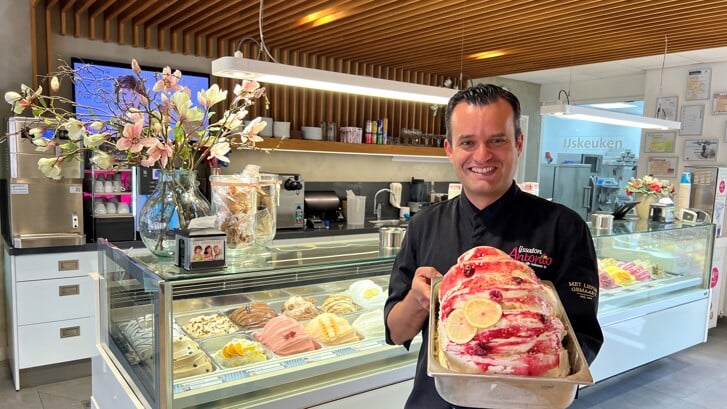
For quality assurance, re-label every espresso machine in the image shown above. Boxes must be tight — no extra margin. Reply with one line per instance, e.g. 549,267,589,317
0,117,85,247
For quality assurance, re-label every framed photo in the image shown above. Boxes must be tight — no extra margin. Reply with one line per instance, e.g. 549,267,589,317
646,156,678,177
713,92,727,115
644,131,676,153
679,105,705,136
683,139,718,161
655,96,678,121
686,68,711,100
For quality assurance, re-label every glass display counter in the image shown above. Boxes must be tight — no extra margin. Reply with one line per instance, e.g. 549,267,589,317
92,221,715,408
589,220,714,381
94,235,417,409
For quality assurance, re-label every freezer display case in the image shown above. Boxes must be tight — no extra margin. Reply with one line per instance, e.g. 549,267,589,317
94,236,418,409
590,220,714,381
93,221,715,408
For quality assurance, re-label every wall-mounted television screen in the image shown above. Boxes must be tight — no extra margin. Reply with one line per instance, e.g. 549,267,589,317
71,57,211,122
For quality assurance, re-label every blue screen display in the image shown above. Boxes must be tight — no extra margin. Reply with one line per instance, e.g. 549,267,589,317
71,58,210,122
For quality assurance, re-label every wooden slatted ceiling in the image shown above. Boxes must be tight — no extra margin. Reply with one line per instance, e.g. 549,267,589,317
48,0,727,79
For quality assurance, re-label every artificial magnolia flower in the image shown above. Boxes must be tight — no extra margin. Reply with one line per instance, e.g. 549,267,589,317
90,151,113,169
142,139,174,168
83,132,107,149
50,76,60,93
153,66,183,93
62,118,86,141
4,84,42,115
116,120,156,153
207,142,231,163
131,58,141,75
37,157,62,178
197,84,227,108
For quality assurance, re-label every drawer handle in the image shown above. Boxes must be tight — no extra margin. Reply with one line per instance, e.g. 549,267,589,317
60,326,80,338
58,259,79,271
58,284,80,296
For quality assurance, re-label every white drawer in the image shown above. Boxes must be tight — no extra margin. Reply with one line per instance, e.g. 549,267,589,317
17,275,93,325
14,250,98,281
18,317,94,369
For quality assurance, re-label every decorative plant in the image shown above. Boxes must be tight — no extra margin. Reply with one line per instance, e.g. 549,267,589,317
625,175,675,198
3,59,270,178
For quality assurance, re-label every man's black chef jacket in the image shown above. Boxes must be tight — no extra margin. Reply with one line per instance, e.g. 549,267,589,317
384,182,604,409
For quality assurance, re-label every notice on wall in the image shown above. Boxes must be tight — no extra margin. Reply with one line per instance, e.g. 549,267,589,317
686,68,711,100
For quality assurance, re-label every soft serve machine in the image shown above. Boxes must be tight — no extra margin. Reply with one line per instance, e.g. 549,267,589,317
589,150,638,214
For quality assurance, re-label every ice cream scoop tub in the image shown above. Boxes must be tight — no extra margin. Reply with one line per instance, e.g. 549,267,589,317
427,279,594,409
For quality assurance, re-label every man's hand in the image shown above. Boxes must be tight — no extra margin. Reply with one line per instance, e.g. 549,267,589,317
387,266,443,345
411,267,443,311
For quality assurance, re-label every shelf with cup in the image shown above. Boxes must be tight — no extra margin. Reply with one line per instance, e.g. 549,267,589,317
82,167,138,242
255,138,447,157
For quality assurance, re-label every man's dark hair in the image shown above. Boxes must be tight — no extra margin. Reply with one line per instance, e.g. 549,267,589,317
444,83,522,143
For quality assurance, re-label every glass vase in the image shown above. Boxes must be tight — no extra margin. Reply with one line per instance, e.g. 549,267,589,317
138,169,211,257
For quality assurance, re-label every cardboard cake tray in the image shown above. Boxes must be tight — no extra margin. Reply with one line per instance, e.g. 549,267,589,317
427,279,593,409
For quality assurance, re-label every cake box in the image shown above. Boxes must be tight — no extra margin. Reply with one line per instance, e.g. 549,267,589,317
427,279,593,409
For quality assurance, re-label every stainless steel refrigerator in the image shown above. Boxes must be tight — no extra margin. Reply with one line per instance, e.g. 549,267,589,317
539,163,592,219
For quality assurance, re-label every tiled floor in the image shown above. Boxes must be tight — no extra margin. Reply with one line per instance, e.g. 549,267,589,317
1,319,726,408
0,369,90,409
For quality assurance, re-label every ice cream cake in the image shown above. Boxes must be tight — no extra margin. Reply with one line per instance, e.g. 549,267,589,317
437,246,569,377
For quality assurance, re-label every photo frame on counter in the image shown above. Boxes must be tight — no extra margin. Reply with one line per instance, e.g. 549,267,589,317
646,156,678,177
679,104,705,136
713,92,727,115
686,68,711,100
683,139,718,161
656,96,678,121
644,131,676,153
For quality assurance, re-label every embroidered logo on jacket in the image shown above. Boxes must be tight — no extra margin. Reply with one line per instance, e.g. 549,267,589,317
508,245,553,268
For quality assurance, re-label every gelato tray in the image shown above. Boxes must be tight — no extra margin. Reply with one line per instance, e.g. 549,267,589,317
427,279,593,409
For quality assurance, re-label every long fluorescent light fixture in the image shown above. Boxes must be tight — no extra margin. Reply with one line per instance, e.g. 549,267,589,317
540,103,681,130
212,55,456,105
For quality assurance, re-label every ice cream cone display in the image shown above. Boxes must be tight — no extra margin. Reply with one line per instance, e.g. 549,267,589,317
352,310,386,338
347,279,387,309
228,303,277,329
173,334,215,378
213,338,268,368
305,312,362,346
321,293,360,314
182,314,239,339
280,296,320,320
254,315,320,356
437,246,569,377
597,257,667,290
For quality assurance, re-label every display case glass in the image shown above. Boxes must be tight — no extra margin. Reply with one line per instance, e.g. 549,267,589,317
592,220,714,321
98,236,414,409
97,221,715,408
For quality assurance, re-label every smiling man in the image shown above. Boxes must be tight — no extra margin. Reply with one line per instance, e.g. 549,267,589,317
384,84,603,409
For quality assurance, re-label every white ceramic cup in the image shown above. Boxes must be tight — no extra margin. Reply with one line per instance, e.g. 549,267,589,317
399,206,411,220
273,121,291,138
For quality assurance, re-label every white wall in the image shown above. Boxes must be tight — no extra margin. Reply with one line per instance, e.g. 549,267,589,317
540,74,646,104
642,63,727,180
